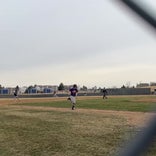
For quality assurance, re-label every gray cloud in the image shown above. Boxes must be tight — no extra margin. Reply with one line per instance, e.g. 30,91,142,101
0,0,156,87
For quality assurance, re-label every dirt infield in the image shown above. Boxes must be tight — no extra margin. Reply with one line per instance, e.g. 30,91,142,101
0,97,155,127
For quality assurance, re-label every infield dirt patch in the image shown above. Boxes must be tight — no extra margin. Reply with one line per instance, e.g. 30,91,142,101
0,97,155,127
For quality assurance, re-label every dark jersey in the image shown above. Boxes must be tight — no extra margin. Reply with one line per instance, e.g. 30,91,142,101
70,88,78,96
14,86,19,95
103,89,107,93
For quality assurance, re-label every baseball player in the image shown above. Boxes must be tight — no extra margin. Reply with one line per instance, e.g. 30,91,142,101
68,84,78,110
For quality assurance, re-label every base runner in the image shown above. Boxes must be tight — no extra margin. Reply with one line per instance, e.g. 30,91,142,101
68,84,78,110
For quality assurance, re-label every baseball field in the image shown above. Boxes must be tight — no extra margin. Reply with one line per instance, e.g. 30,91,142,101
0,95,156,156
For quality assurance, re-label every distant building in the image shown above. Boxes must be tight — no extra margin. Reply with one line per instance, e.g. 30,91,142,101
37,85,58,92
26,85,58,94
19,87,27,94
149,82,156,94
136,83,149,88
43,88,53,93
0,88,9,94
28,88,37,94
136,82,156,94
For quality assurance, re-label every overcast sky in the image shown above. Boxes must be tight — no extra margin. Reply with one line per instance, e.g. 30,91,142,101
1,0,156,88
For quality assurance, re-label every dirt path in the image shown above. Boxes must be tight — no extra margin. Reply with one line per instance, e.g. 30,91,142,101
8,105,155,127
0,97,155,127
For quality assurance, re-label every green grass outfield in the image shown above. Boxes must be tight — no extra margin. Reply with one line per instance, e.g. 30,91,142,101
0,95,156,156
16,95,156,112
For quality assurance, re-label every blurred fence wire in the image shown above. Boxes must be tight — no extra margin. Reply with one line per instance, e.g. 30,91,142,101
116,0,156,155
